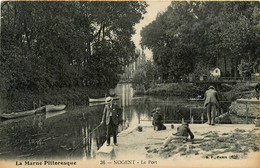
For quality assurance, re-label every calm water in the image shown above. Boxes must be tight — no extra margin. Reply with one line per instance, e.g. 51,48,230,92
0,84,206,160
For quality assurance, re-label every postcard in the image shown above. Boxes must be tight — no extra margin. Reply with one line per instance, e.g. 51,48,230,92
0,1,260,168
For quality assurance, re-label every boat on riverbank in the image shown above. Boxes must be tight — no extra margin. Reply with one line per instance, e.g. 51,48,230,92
89,97,120,103
1,106,46,119
46,110,66,119
89,102,107,107
45,104,66,112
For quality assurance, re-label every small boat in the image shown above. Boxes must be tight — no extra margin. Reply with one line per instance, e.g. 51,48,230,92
89,97,120,103
46,104,66,112
1,106,46,119
89,102,107,107
46,110,66,119
187,98,204,101
1,109,36,119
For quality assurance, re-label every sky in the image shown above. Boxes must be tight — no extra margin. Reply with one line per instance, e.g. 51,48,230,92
132,1,172,60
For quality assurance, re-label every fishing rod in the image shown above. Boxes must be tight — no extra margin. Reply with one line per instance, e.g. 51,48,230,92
68,122,104,156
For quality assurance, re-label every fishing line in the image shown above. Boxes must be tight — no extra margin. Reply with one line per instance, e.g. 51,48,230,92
68,123,103,156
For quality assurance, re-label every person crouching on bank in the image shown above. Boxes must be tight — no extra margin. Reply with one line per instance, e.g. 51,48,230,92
101,97,120,146
162,122,194,148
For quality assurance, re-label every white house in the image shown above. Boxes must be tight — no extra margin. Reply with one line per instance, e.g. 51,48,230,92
210,68,221,77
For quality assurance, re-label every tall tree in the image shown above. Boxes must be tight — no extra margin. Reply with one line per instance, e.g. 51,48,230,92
1,1,148,110
141,1,260,80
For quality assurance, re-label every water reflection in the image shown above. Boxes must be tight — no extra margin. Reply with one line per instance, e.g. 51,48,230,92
0,83,207,160
0,106,106,160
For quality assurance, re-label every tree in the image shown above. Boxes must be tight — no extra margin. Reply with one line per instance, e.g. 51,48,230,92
1,1,148,110
141,1,260,80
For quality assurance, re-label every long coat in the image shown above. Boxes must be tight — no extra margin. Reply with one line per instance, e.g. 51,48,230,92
102,104,121,125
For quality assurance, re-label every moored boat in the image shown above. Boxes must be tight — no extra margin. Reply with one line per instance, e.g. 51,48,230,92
1,110,36,119
1,106,46,119
89,102,107,107
89,97,120,103
46,110,66,119
46,104,66,112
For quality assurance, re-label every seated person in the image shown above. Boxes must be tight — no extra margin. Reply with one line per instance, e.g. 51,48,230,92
152,107,166,131
162,122,194,148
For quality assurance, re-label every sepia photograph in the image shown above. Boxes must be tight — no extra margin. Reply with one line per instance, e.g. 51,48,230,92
0,1,260,168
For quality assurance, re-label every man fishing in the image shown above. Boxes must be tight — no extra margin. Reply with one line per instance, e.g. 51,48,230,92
101,97,121,146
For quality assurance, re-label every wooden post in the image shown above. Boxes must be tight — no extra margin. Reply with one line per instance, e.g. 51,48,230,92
246,103,248,124
191,116,194,124
164,109,166,124
182,118,184,124
201,112,204,124
33,101,36,109
189,107,192,123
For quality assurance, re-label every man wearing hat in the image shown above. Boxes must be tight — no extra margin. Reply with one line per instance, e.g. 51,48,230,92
204,86,219,125
162,122,194,148
101,97,121,146
152,107,166,131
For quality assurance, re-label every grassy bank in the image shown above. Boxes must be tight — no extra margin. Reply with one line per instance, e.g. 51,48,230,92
138,82,257,101
3,87,108,113
140,83,203,98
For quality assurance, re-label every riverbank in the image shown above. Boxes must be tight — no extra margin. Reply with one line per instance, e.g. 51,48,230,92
2,87,108,113
136,83,202,97
138,82,257,101
98,123,260,167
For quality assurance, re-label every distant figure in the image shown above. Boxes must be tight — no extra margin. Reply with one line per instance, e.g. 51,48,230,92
101,97,122,146
255,83,260,100
152,107,166,131
162,122,194,148
204,86,219,126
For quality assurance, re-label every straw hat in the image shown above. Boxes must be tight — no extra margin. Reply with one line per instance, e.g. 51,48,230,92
105,96,113,103
208,86,215,90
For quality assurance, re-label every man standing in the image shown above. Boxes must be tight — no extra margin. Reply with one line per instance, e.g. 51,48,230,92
101,97,121,146
204,86,219,126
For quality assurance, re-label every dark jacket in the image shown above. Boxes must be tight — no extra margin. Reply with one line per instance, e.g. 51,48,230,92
173,125,194,139
102,103,122,125
152,111,163,126
256,83,260,92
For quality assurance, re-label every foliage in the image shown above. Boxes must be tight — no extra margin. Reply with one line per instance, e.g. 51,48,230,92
0,1,147,111
193,62,208,76
141,1,260,80
132,60,158,90
237,60,253,78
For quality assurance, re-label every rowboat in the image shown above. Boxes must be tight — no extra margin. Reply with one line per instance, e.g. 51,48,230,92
89,102,107,107
46,110,66,119
89,97,120,103
45,104,66,112
1,109,36,119
1,106,46,119
187,98,204,101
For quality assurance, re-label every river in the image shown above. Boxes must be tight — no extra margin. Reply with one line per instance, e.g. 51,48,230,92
0,83,206,160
